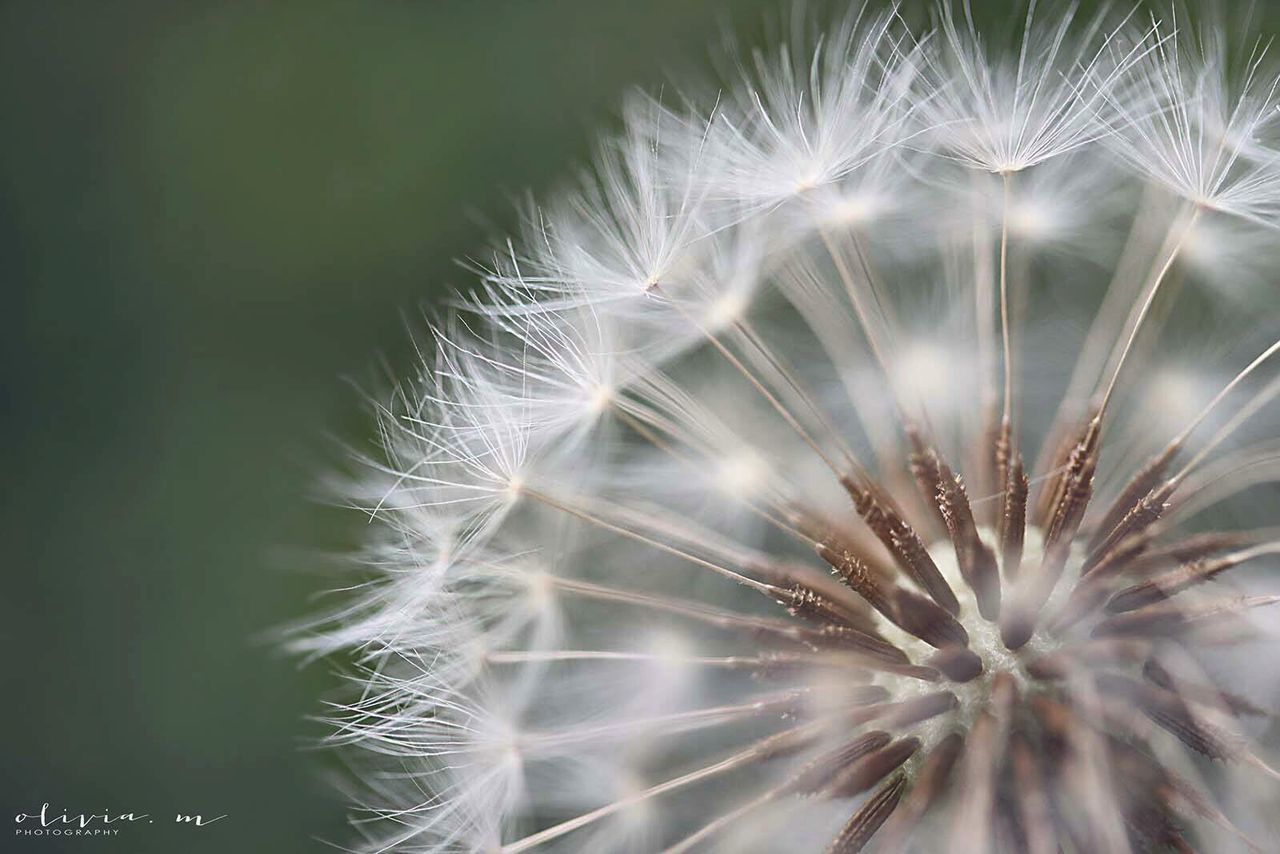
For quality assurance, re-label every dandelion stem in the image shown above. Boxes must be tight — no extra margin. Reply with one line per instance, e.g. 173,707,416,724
514,691,804,753
1034,185,1160,477
661,781,789,853
500,725,817,853
668,300,845,477
1172,338,1280,449
999,170,1015,430
521,488,774,594
1096,206,1202,416
1167,446,1280,523
486,649,802,668
732,318,860,466
612,404,815,544
1172,374,1280,484
819,229,904,413
549,576,808,637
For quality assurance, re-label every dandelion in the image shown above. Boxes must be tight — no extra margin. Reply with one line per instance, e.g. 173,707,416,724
1101,6,1280,228
297,3,1280,852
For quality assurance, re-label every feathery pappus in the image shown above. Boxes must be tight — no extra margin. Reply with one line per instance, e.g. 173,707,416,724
293,3,1280,851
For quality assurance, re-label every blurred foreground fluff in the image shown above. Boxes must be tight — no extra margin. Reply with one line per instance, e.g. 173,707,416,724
294,4,1280,851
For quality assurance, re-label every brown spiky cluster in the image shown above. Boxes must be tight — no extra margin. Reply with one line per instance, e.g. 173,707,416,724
748,401,1278,853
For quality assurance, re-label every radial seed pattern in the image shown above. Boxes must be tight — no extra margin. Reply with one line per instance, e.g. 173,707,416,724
296,5,1280,852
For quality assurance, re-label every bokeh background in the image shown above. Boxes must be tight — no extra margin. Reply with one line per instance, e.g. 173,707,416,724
7,2,1280,853
0,1,782,851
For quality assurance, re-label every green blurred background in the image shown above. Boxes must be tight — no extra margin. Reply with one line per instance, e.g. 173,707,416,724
9,2,1279,853
0,1,780,851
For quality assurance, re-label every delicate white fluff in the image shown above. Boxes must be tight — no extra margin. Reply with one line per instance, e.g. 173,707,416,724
297,4,1280,853
1102,13,1280,227
921,1,1150,173
686,5,925,216
483,106,712,323
376,327,534,546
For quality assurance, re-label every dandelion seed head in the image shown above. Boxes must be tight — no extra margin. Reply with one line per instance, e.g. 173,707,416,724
297,4,1280,852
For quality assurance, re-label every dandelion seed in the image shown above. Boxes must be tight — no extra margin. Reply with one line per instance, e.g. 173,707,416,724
1102,7,1280,227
